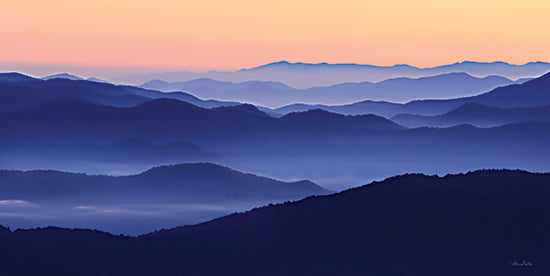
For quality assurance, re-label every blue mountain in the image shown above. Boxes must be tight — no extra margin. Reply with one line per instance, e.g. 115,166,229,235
392,103,550,128
141,72,520,107
0,72,40,82
275,72,550,117
115,60,550,88
41,73,85,81
0,97,404,179
3,72,550,191
0,97,403,143
41,73,113,84
0,72,240,112
0,169,547,275
0,163,329,204
4,94,550,191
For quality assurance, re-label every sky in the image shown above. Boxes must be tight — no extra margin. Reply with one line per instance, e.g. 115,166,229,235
1,0,549,78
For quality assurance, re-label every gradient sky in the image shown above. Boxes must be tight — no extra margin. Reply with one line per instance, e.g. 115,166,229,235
1,0,549,76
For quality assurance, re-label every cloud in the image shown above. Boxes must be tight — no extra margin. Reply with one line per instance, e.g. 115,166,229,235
0,199,32,205
73,205,159,215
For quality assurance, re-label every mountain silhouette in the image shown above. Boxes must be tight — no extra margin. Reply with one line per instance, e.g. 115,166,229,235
456,71,550,108
280,109,404,132
114,60,550,88
392,103,550,128
3,95,550,190
141,72,521,107
41,73,112,84
3,72,550,191
0,97,402,143
41,73,85,81
0,72,240,112
275,72,550,117
0,72,40,82
0,163,329,204
0,169,547,275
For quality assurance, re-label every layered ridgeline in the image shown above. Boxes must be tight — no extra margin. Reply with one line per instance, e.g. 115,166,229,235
0,72,241,112
41,73,112,84
114,60,550,88
0,96,403,175
2,79,550,189
3,71,549,126
0,163,329,234
0,163,329,204
275,72,550,118
392,103,550,128
140,72,524,107
0,170,547,275
2,71,525,110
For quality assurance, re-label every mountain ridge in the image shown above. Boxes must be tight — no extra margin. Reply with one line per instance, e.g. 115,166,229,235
0,72,241,112
141,72,522,106
275,72,550,117
0,169,548,275
115,60,550,88
392,103,550,128
0,162,330,204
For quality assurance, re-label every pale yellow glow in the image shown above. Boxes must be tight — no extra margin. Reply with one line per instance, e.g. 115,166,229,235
1,0,549,70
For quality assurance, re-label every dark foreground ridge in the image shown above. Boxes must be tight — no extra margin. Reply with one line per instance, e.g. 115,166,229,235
0,169,548,275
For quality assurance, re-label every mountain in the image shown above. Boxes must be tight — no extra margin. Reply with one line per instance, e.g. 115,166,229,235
0,163,329,204
3,96,550,191
279,109,403,132
301,73,520,104
42,73,112,84
0,163,330,234
0,97,403,179
455,71,550,108
0,72,240,112
41,73,85,81
0,97,403,142
392,103,550,128
141,72,520,107
114,60,550,88
0,72,40,82
275,72,550,117
141,78,296,107
274,100,413,117
0,169,548,275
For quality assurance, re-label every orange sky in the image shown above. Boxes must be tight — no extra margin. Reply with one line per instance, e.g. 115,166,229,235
1,0,549,74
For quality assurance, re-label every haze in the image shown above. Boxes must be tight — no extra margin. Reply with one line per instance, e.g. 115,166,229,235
2,0,550,78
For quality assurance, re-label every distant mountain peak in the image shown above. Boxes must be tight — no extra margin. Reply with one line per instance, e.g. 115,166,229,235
135,162,330,195
273,60,291,65
0,72,39,82
281,108,404,130
282,108,342,119
495,71,550,88
140,162,229,176
392,64,414,68
42,73,84,81
212,103,267,116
